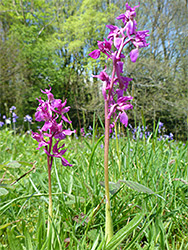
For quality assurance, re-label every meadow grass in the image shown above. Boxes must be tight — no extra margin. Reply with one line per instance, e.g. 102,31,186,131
0,128,188,249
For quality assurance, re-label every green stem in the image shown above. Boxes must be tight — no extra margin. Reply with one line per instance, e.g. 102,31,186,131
104,100,113,243
47,151,53,235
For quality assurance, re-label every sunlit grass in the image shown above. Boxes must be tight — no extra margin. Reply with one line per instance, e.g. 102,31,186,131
0,128,188,249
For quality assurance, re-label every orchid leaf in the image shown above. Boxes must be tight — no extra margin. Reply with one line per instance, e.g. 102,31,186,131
99,181,121,195
0,187,9,196
105,213,144,250
119,180,165,201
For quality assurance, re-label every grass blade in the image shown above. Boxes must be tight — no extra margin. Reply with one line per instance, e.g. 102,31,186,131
105,213,144,250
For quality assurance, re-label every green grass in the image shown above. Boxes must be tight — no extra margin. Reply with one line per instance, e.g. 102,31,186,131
0,128,188,249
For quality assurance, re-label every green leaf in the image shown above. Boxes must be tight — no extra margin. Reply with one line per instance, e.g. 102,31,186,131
157,218,165,250
105,213,144,250
88,135,104,171
17,161,34,166
36,206,46,248
87,229,98,242
0,188,9,196
7,226,23,250
5,161,21,168
91,233,100,250
99,181,121,195
47,224,52,250
0,161,10,169
0,220,20,230
123,210,155,249
119,180,165,201
0,184,13,189
24,227,33,250
40,239,48,250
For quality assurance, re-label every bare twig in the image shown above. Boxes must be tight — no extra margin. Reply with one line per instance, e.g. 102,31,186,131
10,163,36,186
0,171,7,184
37,18,55,37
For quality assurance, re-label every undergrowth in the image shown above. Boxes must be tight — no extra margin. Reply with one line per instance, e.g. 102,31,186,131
0,128,187,249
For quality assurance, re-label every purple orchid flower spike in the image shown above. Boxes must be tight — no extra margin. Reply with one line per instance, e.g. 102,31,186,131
117,2,140,38
31,87,75,227
116,3,140,25
89,3,149,242
32,86,75,167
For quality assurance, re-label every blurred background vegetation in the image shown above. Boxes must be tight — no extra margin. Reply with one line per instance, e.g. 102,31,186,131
0,0,187,140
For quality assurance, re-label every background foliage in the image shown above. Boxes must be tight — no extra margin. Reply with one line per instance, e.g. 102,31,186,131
0,0,187,139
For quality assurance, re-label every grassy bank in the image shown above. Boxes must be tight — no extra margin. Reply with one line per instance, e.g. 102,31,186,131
0,129,188,249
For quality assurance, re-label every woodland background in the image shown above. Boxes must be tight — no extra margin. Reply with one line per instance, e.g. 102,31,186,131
0,0,187,140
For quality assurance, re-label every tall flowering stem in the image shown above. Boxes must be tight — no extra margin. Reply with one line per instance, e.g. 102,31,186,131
32,87,75,233
46,138,53,221
104,100,113,241
89,2,149,243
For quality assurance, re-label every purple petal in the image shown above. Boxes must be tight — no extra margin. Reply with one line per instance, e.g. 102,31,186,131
62,115,71,123
116,13,126,20
106,24,119,31
116,89,124,98
125,3,140,12
35,110,43,122
119,112,128,127
89,49,100,59
42,121,52,131
61,157,72,167
130,48,139,63
54,133,66,140
114,37,123,50
43,148,53,156
32,131,42,142
63,129,76,136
